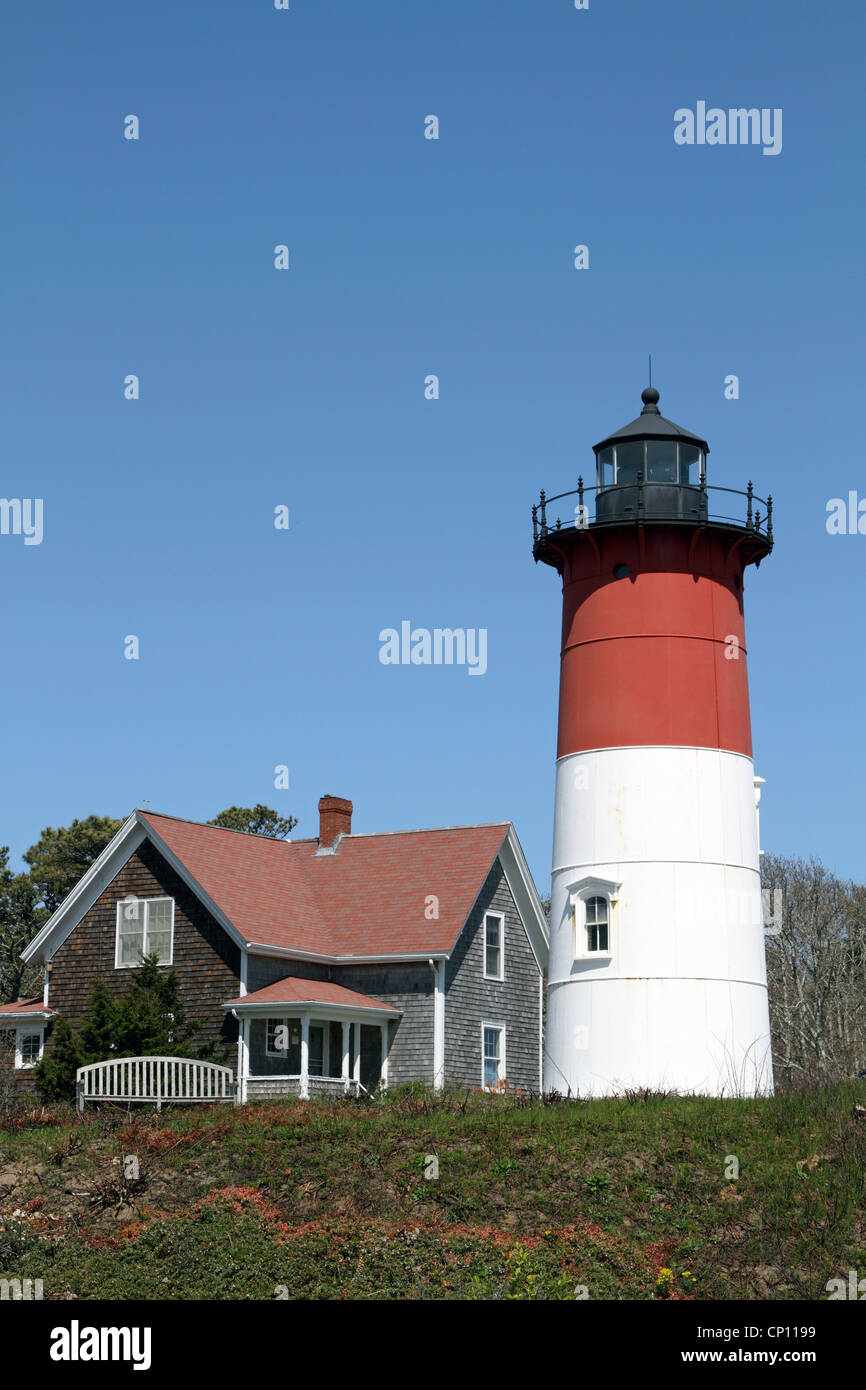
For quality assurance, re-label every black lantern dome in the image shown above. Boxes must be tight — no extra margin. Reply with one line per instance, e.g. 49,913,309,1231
593,386,709,524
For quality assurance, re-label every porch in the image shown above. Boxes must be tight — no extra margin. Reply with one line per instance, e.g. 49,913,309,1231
224,977,402,1103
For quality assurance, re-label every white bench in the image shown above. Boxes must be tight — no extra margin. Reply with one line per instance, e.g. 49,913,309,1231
76,1056,236,1111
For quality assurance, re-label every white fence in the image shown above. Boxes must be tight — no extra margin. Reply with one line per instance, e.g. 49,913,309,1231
76,1056,236,1111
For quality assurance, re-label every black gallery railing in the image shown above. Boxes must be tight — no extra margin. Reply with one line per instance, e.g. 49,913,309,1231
532,475,773,547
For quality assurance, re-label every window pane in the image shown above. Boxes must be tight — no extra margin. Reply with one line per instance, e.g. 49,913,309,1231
645,440,677,483
21,1033,40,1062
485,916,502,976
586,897,609,952
118,899,145,965
309,1025,325,1076
328,1021,343,1078
483,1026,502,1087
679,444,701,484
119,933,144,964
143,900,172,964
148,900,172,930
119,899,144,925
615,441,644,486
146,936,171,965
598,447,614,489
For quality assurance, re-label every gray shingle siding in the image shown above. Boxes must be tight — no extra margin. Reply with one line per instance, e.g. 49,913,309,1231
334,963,433,1087
247,956,331,991
444,858,542,1091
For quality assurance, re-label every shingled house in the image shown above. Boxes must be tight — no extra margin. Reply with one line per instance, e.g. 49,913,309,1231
1,797,548,1102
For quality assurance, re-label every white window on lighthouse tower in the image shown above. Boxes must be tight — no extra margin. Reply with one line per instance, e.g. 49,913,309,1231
584,896,609,953
568,876,620,960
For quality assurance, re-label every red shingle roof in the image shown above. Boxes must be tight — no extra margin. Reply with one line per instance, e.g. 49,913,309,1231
139,811,508,959
0,997,52,1017
224,976,400,1013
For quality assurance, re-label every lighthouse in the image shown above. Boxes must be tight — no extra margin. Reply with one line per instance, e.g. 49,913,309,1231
534,385,774,1097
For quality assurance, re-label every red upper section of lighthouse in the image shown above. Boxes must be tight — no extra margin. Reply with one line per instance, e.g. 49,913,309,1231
553,527,754,758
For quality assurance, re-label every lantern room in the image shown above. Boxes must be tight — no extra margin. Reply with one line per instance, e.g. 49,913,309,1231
593,385,710,524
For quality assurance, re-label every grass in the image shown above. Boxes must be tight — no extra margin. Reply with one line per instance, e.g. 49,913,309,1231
0,1081,864,1300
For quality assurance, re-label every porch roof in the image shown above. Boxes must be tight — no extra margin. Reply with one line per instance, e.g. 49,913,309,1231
224,976,401,1017
0,997,54,1022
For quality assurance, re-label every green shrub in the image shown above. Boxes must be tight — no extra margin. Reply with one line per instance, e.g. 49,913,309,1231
35,955,201,1103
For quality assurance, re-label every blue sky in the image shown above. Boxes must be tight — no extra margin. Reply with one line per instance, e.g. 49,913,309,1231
1,0,864,891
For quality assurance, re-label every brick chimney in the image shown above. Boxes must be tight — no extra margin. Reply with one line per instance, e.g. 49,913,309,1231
318,794,352,848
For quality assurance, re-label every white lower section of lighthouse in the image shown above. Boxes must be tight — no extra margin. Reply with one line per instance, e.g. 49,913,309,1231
544,746,773,1098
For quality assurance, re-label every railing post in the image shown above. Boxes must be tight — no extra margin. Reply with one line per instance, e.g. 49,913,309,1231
539,490,547,537
532,505,538,543
746,480,754,530
766,494,773,543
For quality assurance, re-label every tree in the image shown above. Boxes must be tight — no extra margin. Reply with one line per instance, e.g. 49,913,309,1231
23,815,123,915
762,853,866,1088
207,804,297,839
0,848,45,1004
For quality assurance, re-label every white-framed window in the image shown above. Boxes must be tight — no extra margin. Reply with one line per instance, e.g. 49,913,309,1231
15,1027,44,1069
483,911,505,980
115,896,175,968
584,895,609,953
568,876,619,960
481,1022,506,1089
266,1018,288,1056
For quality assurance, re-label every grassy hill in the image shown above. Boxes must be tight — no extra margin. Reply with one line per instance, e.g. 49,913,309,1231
1,1083,864,1300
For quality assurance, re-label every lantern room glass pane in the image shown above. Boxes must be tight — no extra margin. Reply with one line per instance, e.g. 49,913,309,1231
614,441,644,485
598,447,614,489
645,440,677,483
679,444,701,484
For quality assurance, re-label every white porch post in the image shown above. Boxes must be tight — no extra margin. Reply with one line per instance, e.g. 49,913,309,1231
300,1014,310,1100
341,1020,351,1093
432,959,446,1091
241,1015,250,1105
380,1021,389,1092
353,1021,362,1088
